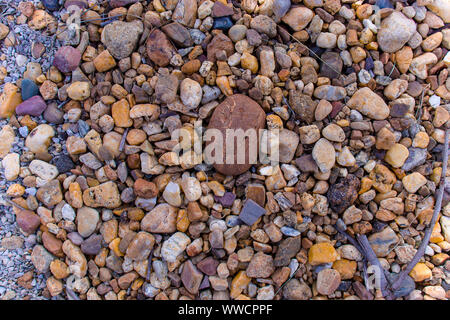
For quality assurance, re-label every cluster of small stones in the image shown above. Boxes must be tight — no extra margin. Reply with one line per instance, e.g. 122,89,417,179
0,0,449,301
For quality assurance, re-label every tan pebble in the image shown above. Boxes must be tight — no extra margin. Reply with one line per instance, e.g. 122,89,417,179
67,82,91,101
402,172,427,193
93,49,117,72
385,143,409,168
412,132,429,148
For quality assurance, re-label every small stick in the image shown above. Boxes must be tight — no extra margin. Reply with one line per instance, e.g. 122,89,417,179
4,198,26,211
357,235,393,300
391,128,449,291
274,263,300,297
335,220,364,254
65,287,81,300
415,83,430,122
335,221,393,299
119,128,129,152
146,249,154,281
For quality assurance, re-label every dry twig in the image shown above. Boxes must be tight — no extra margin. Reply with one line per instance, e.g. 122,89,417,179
391,128,449,291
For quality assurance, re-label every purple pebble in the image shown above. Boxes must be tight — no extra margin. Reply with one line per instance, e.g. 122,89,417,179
15,96,47,116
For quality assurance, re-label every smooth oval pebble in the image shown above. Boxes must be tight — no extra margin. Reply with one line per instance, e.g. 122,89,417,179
206,94,266,176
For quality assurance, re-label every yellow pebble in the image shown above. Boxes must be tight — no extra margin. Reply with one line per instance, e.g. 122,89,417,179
332,259,357,280
207,181,225,197
409,262,432,282
6,184,25,197
230,271,251,299
308,242,338,266
430,222,444,243
359,177,373,194
108,238,124,257
266,114,283,130
216,76,233,96
176,209,190,232
0,83,22,119
131,278,144,291
412,131,429,148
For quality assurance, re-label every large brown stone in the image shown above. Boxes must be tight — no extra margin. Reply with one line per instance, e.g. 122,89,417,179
181,260,203,294
146,29,176,67
206,94,265,176
82,181,121,209
141,203,177,233
161,22,193,47
16,210,41,235
206,33,234,63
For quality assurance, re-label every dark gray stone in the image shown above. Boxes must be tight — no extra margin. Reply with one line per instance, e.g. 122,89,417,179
239,199,266,226
401,147,427,171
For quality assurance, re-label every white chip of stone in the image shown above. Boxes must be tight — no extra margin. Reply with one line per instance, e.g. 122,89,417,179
429,95,441,108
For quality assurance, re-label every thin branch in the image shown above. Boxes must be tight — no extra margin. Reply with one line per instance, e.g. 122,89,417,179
4,198,26,211
146,249,154,282
391,128,449,291
415,83,430,122
335,220,364,254
65,287,81,300
357,235,393,300
119,128,129,152
274,263,300,297
335,221,393,299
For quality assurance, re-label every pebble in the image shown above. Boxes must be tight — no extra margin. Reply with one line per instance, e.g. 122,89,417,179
283,279,312,300
410,265,431,283
180,78,202,109
322,123,345,142
0,83,22,119
316,268,341,295
146,29,176,67
368,227,399,257
402,147,428,171
2,153,20,181
347,87,390,120
20,79,39,101
278,129,299,163
161,232,191,263
162,22,193,48
31,245,54,274
385,143,410,168
377,12,417,53
126,232,155,261
312,138,336,173
181,260,203,294
246,252,275,278
308,243,338,266
274,236,301,266
77,207,100,238
67,82,91,101
207,94,265,175
82,182,121,209
402,172,427,193
42,0,60,11
29,160,59,180
53,46,81,73
282,7,314,31
101,20,144,60
141,204,177,234
239,199,266,226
